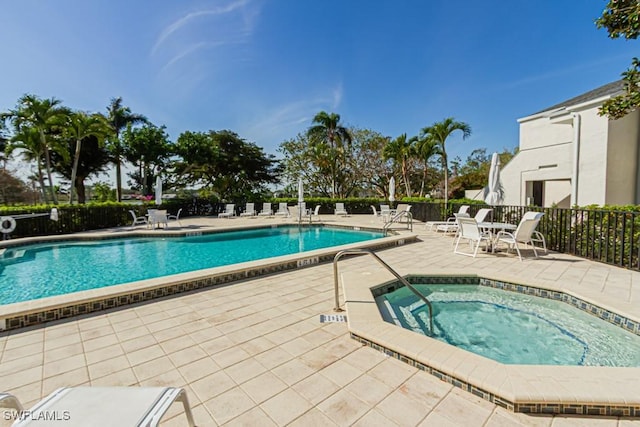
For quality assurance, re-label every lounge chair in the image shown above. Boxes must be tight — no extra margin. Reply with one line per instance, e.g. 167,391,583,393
167,208,182,226
274,202,289,217
522,211,547,253
454,217,493,257
493,215,543,261
425,205,470,230
257,202,273,217
218,204,236,218
0,386,196,427
239,202,257,217
334,203,348,216
380,204,391,222
129,210,148,227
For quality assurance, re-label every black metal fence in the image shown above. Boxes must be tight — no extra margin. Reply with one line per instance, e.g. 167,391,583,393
413,202,640,271
4,200,640,271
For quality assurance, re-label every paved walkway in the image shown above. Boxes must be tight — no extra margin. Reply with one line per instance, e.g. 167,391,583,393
1,215,639,426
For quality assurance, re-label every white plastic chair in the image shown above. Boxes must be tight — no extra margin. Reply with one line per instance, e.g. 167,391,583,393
454,217,493,257
310,205,321,222
334,203,348,216
129,210,147,227
274,202,289,217
239,203,257,217
425,205,470,230
257,202,273,217
167,208,182,226
218,204,236,218
522,211,547,253
494,216,543,261
149,209,168,229
0,386,196,427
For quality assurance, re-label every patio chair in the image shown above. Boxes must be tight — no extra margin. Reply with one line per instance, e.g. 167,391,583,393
334,203,348,216
454,217,493,257
522,211,547,253
129,210,148,227
257,202,273,217
493,216,543,261
0,386,196,427
425,205,470,230
239,202,257,217
274,202,289,217
310,205,321,222
218,204,236,218
435,211,470,234
380,204,392,222
167,208,182,226
473,208,493,223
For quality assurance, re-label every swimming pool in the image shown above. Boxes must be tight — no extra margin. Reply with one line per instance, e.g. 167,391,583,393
377,283,640,367
0,225,382,305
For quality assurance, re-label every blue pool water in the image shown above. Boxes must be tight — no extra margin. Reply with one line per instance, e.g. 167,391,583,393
0,226,382,305
377,284,640,366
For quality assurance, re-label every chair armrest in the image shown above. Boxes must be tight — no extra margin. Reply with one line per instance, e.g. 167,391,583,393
0,392,24,412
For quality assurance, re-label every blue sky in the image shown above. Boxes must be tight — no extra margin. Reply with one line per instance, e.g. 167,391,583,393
0,1,637,185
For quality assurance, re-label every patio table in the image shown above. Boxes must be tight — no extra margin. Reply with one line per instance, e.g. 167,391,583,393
477,222,517,252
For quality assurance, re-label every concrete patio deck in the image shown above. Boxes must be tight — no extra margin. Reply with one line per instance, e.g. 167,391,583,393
1,214,639,426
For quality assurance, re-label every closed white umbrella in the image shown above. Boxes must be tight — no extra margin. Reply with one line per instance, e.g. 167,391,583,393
155,176,162,206
484,153,503,205
298,177,304,222
389,177,396,204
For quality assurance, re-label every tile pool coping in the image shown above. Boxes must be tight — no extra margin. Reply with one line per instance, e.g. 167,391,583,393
0,224,417,331
342,271,640,417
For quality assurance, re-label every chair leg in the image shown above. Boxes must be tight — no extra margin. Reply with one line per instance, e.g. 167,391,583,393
514,244,523,261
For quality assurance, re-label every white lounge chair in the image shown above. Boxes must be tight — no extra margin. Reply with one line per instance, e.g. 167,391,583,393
257,202,273,217
167,208,182,226
239,203,257,217
493,216,543,261
0,386,196,427
522,211,547,253
274,202,289,217
334,203,348,216
218,204,236,218
425,205,470,230
129,210,147,227
454,217,493,257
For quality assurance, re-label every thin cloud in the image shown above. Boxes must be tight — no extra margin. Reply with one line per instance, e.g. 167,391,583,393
160,42,225,71
151,0,249,55
500,54,632,90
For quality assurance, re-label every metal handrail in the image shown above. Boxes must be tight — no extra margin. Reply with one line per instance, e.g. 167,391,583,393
383,210,413,235
332,248,434,335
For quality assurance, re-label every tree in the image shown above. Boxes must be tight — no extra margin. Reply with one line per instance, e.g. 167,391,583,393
106,97,148,201
50,134,112,203
420,118,471,209
173,130,280,199
5,126,48,201
122,123,172,195
307,111,353,198
4,95,69,204
596,0,640,119
414,136,442,197
382,133,416,197
65,111,112,203
0,169,36,204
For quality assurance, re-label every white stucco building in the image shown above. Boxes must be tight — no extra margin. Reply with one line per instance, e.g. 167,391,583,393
500,80,640,208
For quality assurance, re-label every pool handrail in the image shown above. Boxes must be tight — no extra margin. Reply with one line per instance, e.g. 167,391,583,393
383,211,413,235
332,248,434,336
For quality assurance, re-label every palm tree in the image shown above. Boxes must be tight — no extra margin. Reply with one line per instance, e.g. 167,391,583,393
5,95,68,204
382,133,417,197
307,111,352,198
420,118,471,210
65,111,112,204
6,126,48,201
106,97,147,201
414,136,442,197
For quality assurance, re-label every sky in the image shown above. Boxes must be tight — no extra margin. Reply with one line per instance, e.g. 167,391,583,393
0,0,637,186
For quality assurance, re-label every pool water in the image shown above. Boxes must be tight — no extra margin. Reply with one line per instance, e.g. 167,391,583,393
0,226,382,305
377,284,640,366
